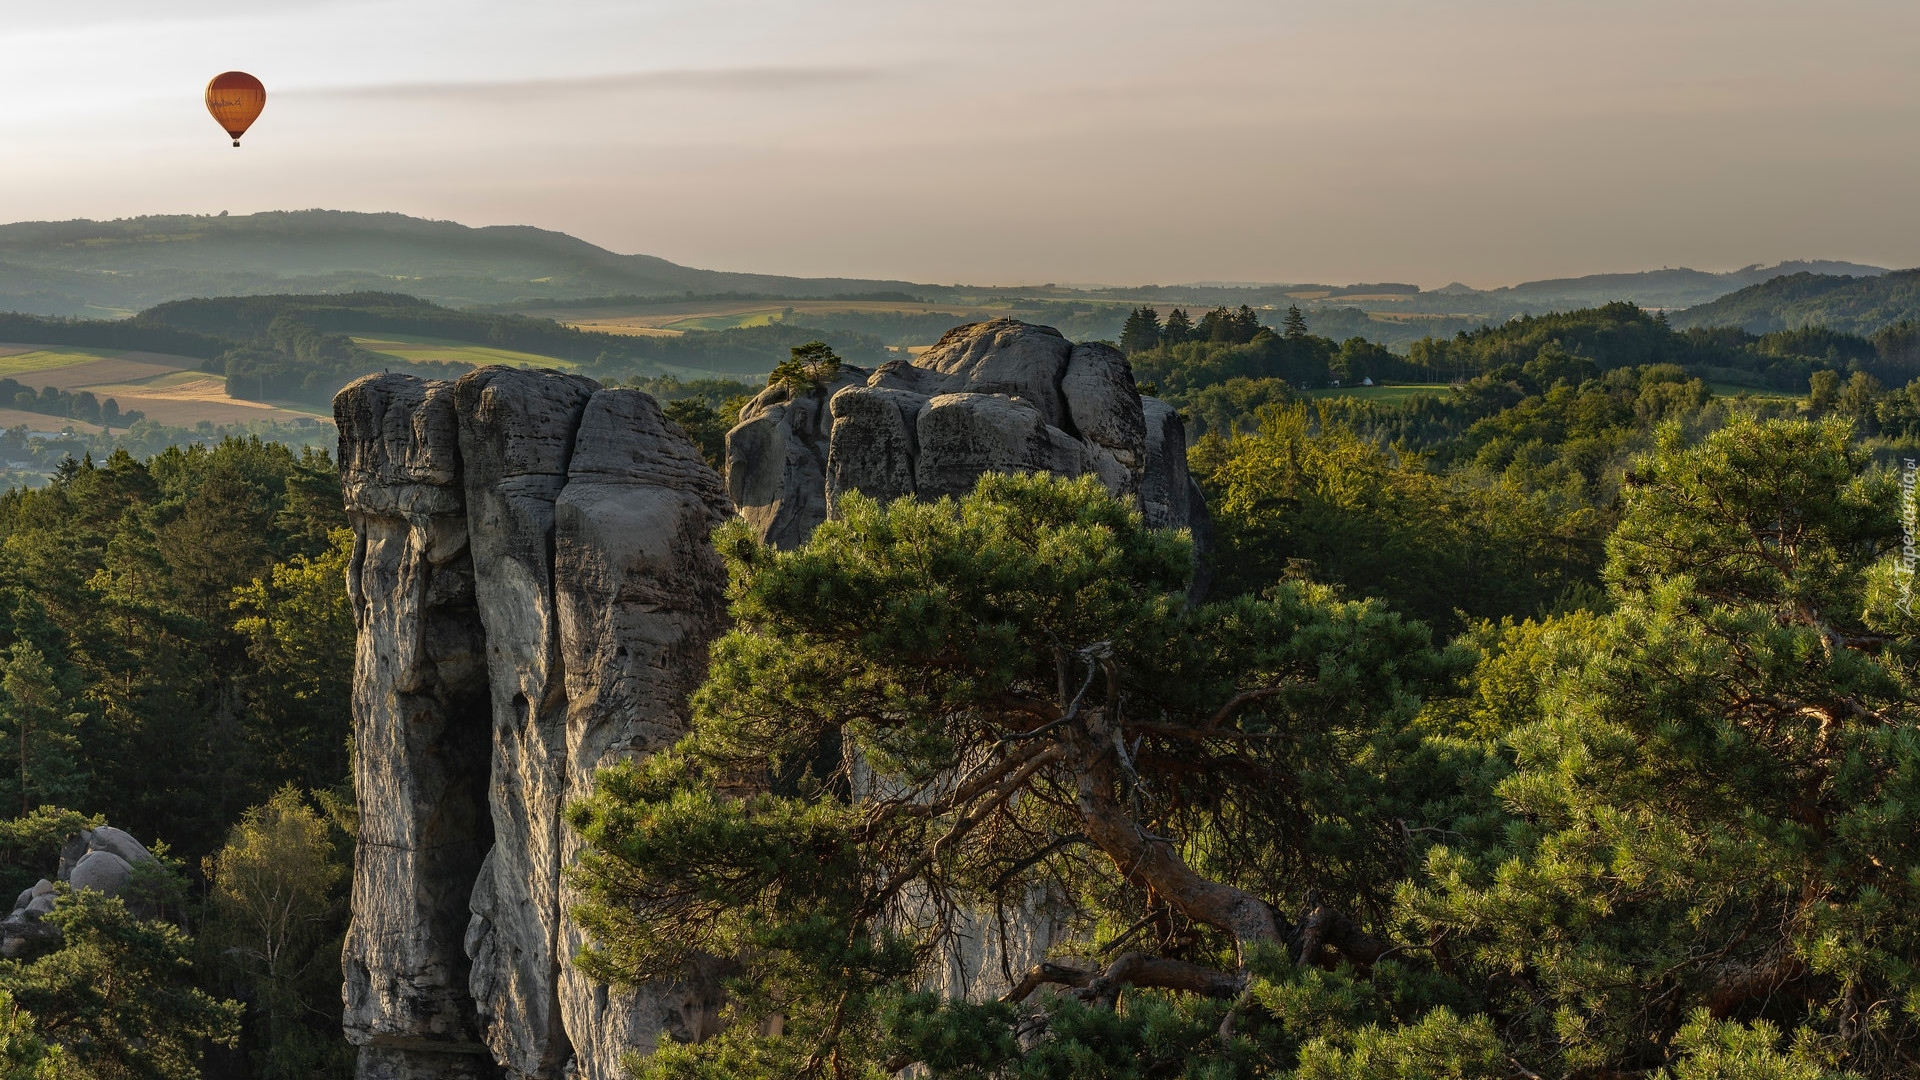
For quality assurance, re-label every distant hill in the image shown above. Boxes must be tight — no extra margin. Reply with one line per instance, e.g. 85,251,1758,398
1070,262,1890,334
1670,269,1920,335
1486,261,1888,310
0,209,1895,344
0,210,930,316
0,292,894,408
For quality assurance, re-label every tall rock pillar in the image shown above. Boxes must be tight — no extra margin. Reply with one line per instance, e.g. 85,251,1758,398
340,367,735,1080
550,389,735,1079
337,375,499,1080
455,369,599,1080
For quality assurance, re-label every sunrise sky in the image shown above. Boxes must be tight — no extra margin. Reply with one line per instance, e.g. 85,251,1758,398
4,0,1917,287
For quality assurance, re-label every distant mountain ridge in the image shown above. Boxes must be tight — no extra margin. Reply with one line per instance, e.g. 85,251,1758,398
1060,263,1890,322
0,210,926,316
0,209,1897,331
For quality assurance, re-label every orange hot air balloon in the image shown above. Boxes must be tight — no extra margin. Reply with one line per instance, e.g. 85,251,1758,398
205,71,266,147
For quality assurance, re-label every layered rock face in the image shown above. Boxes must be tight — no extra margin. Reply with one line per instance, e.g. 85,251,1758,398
339,322,1208,1080
338,368,731,1080
725,318,1209,551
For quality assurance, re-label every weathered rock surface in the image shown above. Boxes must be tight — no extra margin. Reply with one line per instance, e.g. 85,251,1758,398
2,826,158,957
724,365,863,551
342,325,1208,1080
338,368,732,1080
457,368,597,1080
550,390,734,1080
338,373,497,1080
728,319,1208,564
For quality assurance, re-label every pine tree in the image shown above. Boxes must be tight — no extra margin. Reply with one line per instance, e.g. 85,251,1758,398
0,642,84,817
0,888,240,1079
1283,304,1310,340
1116,306,1162,355
770,341,843,391
1162,307,1194,345
1234,304,1263,342
568,472,1459,1077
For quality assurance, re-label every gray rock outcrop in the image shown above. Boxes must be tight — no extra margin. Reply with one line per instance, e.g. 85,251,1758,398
1,825,158,957
339,321,1209,1080
726,318,1208,555
723,362,863,551
338,368,732,1080
338,373,498,1080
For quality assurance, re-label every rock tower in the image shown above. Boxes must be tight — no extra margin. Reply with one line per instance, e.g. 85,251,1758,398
337,320,1206,1079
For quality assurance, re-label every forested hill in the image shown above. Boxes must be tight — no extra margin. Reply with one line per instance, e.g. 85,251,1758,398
0,210,928,315
1120,300,1920,416
1670,267,1920,335
1,292,891,406
0,209,1892,331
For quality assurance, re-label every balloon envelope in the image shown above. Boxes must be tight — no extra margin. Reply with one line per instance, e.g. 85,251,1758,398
205,72,266,146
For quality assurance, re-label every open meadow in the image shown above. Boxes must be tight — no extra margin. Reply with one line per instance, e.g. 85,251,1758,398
0,343,329,430
1302,382,1452,404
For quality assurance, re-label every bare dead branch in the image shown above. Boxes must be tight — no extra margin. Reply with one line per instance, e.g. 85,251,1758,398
860,745,1067,919
856,739,1055,841
1001,952,1240,1007
1203,687,1291,731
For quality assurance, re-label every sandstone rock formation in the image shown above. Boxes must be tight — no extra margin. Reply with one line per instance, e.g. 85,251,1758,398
338,368,730,1080
725,318,1209,555
339,322,1209,1080
0,825,157,957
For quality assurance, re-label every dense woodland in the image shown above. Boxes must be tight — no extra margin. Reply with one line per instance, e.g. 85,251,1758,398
1672,269,1920,335
0,440,353,1078
3,299,1920,1077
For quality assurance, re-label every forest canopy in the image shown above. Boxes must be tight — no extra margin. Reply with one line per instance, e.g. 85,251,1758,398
574,412,1920,1079
4,301,1920,1078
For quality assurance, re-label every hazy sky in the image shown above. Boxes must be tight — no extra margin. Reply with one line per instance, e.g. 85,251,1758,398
3,0,1917,287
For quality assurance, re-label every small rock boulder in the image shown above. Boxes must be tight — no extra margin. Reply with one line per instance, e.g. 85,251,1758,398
2,825,159,956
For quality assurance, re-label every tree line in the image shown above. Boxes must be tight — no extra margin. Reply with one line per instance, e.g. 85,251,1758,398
0,379,144,430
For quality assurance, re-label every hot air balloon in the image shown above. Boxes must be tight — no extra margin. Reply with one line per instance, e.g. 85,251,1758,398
205,72,266,147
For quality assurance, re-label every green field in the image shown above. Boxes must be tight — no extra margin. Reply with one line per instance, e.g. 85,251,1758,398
0,342,325,427
0,345,157,377
350,334,578,369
